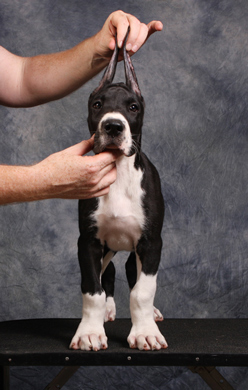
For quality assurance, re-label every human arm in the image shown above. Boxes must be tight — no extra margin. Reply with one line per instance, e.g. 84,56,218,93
0,10,163,107
0,137,120,205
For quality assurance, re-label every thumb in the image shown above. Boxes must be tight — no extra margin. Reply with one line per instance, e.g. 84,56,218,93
147,21,163,39
63,136,95,156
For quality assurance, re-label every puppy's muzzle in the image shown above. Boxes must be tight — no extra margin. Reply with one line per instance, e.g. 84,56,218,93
93,113,132,155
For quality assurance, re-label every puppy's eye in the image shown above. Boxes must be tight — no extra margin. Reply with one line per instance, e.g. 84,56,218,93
93,101,102,109
129,103,139,112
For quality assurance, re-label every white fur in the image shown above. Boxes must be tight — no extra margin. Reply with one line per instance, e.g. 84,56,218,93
130,271,157,324
94,154,145,252
104,296,116,322
70,292,108,351
98,112,133,155
128,271,167,350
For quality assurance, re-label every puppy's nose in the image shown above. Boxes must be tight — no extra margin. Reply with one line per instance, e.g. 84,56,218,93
103,120,124,137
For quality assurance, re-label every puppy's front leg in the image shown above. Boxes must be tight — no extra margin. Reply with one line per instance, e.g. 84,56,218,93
70,236,107,351
70,292,107,351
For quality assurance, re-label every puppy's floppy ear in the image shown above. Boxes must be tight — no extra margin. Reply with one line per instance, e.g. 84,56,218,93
123,27,142,98
92,34,119,95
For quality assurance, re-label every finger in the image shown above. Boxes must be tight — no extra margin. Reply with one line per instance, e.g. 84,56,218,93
128,23,149,53
128,20,163,55
97,162,117,181
99,164,117,185
91,165,117,193
109,11,131,48
87,149,121,170
87,187,110,199
116,15,163,51
147,20,163,38
124,15,142,51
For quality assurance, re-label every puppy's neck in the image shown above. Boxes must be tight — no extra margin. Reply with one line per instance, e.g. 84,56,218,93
116,154,136,173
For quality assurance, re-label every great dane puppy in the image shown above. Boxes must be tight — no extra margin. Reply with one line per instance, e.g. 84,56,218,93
70,28,167,351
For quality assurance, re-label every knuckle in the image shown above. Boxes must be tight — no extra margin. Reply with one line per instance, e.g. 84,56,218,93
87,164,98,176
89,176,99,187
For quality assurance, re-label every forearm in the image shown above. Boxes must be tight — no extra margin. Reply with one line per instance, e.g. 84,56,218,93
0,165,49,204
0,35,108,108
19,35,108,107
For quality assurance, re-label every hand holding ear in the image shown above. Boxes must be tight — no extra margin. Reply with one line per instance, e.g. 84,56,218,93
94,10,163,60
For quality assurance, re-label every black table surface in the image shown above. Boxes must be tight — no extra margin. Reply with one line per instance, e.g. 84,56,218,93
0,318,248,367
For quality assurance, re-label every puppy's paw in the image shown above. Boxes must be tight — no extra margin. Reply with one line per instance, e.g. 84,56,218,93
104,297,116,322
70,322,108,351
153,306,163,322
127,322,168,351
70,334,108,351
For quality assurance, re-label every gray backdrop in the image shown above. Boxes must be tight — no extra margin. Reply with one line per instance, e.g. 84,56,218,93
1,0,248,388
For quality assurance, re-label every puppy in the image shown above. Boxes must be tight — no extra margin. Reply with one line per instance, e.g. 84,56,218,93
70,28,167,351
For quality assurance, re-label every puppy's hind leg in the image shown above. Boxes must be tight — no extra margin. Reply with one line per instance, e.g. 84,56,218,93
102,260,116,322
125,251,137,290
128,237,167,351
126,252,163,322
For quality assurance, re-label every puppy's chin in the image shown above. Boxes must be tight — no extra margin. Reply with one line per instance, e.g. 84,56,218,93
93,140,125,155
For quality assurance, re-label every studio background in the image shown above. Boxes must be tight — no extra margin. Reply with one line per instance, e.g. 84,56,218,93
1,0,248,388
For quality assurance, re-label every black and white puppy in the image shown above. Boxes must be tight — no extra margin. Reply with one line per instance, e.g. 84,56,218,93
70,29,167,351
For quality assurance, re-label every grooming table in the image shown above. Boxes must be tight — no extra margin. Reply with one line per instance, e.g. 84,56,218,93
0,318,248,390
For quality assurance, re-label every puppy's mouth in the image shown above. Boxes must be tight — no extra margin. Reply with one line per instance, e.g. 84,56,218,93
93,136,125,154
105,144,121,151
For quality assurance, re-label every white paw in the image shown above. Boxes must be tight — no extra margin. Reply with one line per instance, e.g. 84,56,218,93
127,321,168,351
70,321,108,351
153,306,163,322
104,297,116,322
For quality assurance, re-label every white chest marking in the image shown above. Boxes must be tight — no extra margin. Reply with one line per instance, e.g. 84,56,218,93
93,155,145,252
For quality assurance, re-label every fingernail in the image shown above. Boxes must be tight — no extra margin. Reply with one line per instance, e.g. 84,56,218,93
132,45,138,53
118,40,123,48
126,43,132,51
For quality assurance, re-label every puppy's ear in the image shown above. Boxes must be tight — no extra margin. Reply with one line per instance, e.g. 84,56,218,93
123,27,142,98
92,34,119,95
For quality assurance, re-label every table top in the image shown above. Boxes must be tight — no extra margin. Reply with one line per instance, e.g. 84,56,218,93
1,318,248,367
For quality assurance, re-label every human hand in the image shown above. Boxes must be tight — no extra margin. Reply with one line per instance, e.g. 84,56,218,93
33,137,121,200
94,10,163,60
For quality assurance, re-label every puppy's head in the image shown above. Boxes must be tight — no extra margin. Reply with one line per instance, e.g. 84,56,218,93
88,28,144,157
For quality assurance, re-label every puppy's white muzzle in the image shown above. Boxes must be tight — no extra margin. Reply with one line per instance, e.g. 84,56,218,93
94,112,132,156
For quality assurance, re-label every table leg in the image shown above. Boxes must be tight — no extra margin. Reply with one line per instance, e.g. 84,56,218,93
44,366,80,390
0,366,10,390
189,366,234,390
